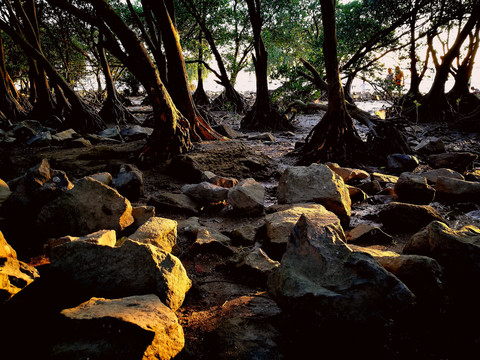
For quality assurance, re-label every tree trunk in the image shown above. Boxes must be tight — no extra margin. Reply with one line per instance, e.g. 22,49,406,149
192,36,210,106
241,0,293,131
0,32,27,121
300,0,367,166
181,0,246,113
417,2,480,122
97,38,138,125
146,0,222,141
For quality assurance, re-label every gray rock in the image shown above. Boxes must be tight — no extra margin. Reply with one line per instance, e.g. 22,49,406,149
248,132,276,141
414,137,445,155
427,152,478,173
181,182,229,205
394,172,436,205
50,239,191,310
404,221,480,304
379,202,446,233
112,164,144,201
435,176,480,203
267,215,416,323
277,164,351,224
228,224,260,246
148,191,200,215
119,125,153,140
228,178,265,215
358,180,382,195
53,295,184,359
27,131,52,146
129,217,177,253
200,171,239,188
265,203,343,257
189,228,235,256
346,224,393,245
375,254,445,310
371,172,399,184
387,154,419,174
230,246,280,286
36,176,134,238
421,168,464,184
51,128,78,142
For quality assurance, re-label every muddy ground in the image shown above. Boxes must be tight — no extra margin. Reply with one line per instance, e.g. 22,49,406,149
2,99,480,359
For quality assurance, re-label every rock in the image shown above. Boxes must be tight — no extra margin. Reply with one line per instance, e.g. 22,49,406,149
277,164,351,224
48,229,117,250
148,191,199,215
98,126,122,140
50,239,191,310
201,295,282,360
434,176,480,203
347,245,399,258
54,295,184,360
87,172,113,185
346,224,393,245
357,180,382,195
112,163,144,201
181,182,229,205
427,152,478,173
0,231,39,302
265,203,343,258
267,215,415,324
51,128,78,142
230,246,279,287
212,123,243,139
465,169,480,182
119,124,153,140
36,176,134,238
394,172,436,204
248,132,275,141
129,217,177,253
12,120,41,141
131,205,155,228
421,168,464,184
228,178,265,215
177,216,203,236
404,221,480,305
414,137,445,155
200,171,239,188
379,202,446,233
0,178,12,205
228,224,260,246
326,162,369,182
346,184,369,203
371,172,399,184
169,154,204,183
387,154,419,174
375,255,445,310
27,131,52,146
189,228,235,256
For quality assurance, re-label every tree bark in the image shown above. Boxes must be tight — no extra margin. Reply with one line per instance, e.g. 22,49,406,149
300,0,367,166
241,0,293,131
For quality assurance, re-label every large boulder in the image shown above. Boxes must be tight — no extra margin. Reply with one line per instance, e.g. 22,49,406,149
403,221,480,305
36,176,134,238
277,164,351,224
129,217,178,253
379,202,446,233
0,230,39,302
267,215,415,324
49,239,191,310
52,295,184,360
394,172,436,205
434,176,480,203
265,203,343,258
228,178,265,216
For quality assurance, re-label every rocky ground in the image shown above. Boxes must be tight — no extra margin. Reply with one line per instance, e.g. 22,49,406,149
1,97,480,359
